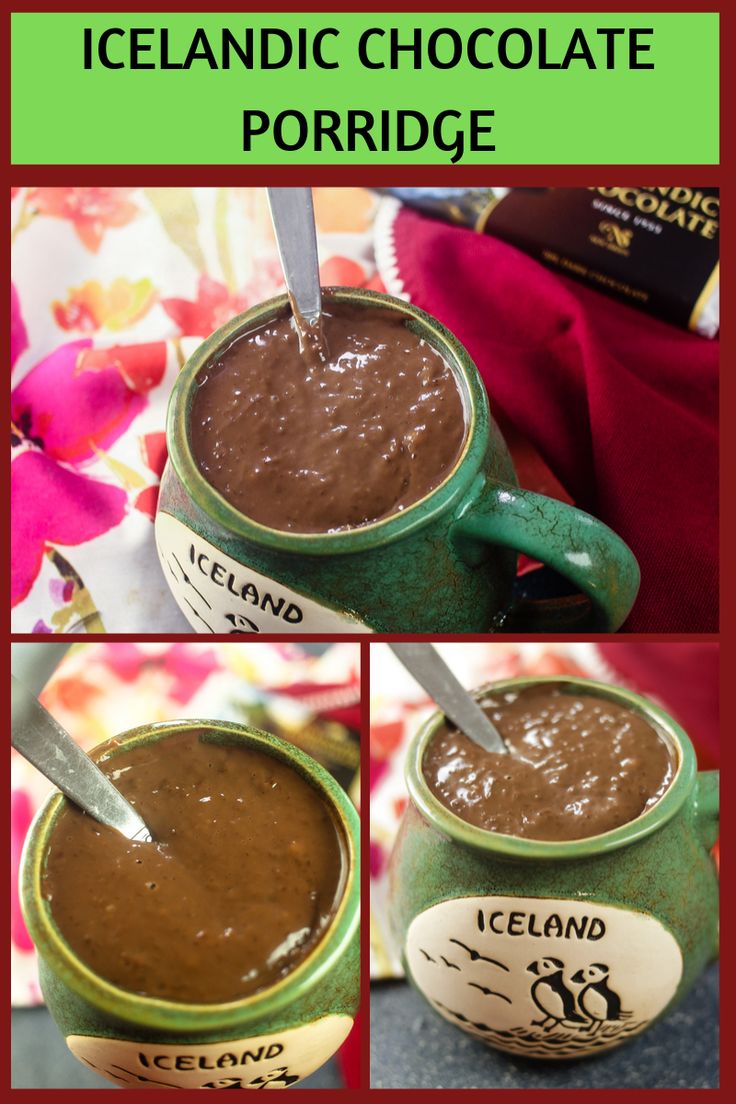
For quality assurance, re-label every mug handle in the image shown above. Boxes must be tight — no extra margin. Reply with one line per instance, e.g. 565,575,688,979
693,770,719,959
452,482,640,632
693,770,719,852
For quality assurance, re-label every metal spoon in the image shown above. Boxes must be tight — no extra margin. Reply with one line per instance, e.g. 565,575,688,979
11,641,73,697
388,643,508,755
11,675,153,843
267,186,325,354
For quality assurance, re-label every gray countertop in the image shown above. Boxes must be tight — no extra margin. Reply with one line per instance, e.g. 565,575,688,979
370,963,719,1089
12,1007,343,1089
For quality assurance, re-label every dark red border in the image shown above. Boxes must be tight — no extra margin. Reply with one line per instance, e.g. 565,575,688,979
7,1,729,1098
8,166,723,185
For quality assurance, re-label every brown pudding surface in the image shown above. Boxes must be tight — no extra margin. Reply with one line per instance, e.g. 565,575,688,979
423,686,676,841
42,731,345,1004
189,302,467,533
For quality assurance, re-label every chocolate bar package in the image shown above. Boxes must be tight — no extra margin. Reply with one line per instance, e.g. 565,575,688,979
379,187,719,337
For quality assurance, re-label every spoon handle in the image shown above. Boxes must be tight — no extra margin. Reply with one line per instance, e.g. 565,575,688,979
388,644,508,755
10,641,73,697
11,676,152,843
267,187,322,324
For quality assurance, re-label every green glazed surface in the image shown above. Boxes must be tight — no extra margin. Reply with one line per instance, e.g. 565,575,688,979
161,287,640,632
389,677,719,1053
22,721,360,1046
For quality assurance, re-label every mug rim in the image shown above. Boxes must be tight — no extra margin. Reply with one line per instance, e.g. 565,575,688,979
21,719,360,1033
406,675,697,861
165,286,490,554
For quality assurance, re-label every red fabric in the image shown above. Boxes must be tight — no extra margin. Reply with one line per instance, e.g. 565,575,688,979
392,208,719,632
337,1015,361,1089
598,643,719,769
269,680,361,732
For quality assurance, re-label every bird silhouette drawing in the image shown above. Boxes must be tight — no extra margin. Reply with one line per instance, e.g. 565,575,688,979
449,939,509,970
468,981,512,1003
571,964,630,1034
527,958,588,1031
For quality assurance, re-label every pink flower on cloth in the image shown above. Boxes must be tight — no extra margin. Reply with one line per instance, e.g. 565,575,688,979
79,342,168,395
101,642,221,703
95,643,147,683
52,277,158,333
161,262,285,337
140,431,168,479
132,431,169,521
26,187,139,252
161,274,250,336
161,260,382,341
11,338,168,605
11,340,167,464
11,451,127,607
319,255,386,293
163,644,222,703
11,283,28,371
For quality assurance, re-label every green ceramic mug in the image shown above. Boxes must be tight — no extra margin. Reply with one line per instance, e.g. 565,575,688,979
389,677,719,1060
155,287,640,634
21,720,360,1089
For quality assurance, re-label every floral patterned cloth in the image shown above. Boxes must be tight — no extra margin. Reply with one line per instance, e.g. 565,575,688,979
369,642,719,979
12,641,360,1006
11,188,383,633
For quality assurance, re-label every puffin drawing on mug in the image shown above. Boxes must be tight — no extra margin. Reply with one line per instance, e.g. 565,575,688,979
405,896,684,1059
527,958,631,1035
414,943,642,1058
